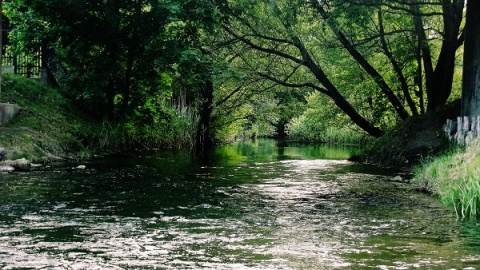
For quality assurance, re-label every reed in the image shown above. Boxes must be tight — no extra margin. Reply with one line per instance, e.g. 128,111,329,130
86,103,199,152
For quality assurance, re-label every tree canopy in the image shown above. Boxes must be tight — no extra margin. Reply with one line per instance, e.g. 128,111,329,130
2,0,474,147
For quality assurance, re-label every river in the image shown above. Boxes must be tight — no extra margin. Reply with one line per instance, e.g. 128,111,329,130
1,139,480,269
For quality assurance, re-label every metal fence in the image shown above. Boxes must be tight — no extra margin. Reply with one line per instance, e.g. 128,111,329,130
2,20,42,78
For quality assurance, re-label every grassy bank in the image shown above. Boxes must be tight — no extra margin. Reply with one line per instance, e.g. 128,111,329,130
1,74,90,161
414,138,480,219
0,75,198,162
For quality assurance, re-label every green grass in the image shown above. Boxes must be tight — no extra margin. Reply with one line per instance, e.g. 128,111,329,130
1,74,89,161
414,138,480,220
0,74,199,161
286,114,370,145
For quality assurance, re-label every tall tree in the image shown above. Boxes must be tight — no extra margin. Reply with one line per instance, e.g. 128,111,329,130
461,0,480,117
7,0,190,121
223,1,385,136
221,0,465,137
0,0,3,103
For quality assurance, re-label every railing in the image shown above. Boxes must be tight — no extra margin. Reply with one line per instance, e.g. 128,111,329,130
2,22,42,78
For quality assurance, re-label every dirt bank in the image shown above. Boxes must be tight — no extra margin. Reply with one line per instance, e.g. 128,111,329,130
360,100,460,169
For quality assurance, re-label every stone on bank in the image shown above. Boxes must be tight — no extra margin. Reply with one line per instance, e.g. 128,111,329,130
0,158,32,171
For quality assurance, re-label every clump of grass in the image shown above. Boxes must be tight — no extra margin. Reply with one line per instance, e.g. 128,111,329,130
414,137,480,220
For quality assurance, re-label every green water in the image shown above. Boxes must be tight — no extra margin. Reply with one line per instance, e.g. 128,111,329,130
1,139,480,269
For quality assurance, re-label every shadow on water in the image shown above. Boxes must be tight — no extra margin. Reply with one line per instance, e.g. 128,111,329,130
1,138,480,269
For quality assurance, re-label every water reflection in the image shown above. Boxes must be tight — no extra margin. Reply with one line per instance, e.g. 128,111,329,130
1,139,480,269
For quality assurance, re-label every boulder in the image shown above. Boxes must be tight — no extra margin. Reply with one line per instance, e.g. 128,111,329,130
0,158,31,171
0,165,15,171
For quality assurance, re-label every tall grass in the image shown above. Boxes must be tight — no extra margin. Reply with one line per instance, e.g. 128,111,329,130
86,102,199,152
414,138,480,219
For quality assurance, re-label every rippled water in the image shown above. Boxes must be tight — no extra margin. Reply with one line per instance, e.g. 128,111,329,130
1,139,480,269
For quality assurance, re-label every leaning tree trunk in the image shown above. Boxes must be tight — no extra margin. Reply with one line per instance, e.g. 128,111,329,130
461,0,480,117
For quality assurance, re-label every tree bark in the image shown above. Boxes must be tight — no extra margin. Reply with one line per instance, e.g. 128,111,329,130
427,0,464,111
378,9,418,116
196,80,215,152
461,0,480,117
291,35,384,137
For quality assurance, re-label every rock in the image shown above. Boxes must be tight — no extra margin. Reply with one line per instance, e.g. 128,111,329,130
75,165,86,169
0,165,15,171
392,175,403,181
1,158,31,171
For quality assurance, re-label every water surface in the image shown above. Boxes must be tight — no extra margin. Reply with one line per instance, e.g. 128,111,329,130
1,139,480,269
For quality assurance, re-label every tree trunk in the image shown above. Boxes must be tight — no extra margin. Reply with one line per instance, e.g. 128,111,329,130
196,80,215,152
378,9,418,116
461,0,480,117
316,4,410,120
426,0,464,111
294,37,384,137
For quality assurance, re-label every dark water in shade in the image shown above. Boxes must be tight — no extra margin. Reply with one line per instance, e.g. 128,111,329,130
1,139,480,269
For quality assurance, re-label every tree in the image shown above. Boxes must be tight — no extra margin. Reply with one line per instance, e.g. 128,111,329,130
221,0,465,137
7,0,178,120
461,0,480,117
0,0,3,103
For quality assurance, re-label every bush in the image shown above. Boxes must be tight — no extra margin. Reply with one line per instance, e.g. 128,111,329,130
286,110,369,145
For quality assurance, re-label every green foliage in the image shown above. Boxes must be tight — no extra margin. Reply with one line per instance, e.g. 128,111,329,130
0,74,199,162
84,103,198,151
5,0,221,122
286,92,370,145
414,138,480,220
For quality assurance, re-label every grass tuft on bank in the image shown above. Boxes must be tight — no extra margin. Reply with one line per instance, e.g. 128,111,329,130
414,137,480,220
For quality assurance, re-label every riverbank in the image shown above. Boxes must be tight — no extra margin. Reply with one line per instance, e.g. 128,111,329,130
0,75,91,163
360,100,460,169
0,75,197,167
358,99,480,220
414,137,480,219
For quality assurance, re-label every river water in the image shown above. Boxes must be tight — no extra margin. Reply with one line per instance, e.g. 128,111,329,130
1,139,480,269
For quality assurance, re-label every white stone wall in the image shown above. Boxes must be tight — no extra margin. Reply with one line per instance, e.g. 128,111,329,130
444,116,480,146
0,103,20,126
